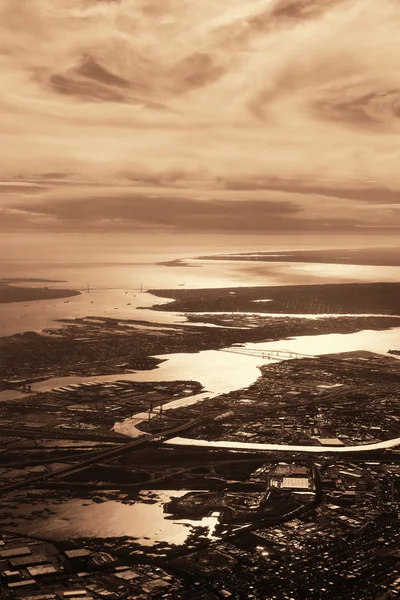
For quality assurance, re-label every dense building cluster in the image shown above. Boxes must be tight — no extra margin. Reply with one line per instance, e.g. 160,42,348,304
1,343,400,598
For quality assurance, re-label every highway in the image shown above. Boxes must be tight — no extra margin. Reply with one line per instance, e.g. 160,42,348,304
169,435,400,454
0,412,220,496
0,424,128,443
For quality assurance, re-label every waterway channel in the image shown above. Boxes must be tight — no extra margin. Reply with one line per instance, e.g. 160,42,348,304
18,323,400,398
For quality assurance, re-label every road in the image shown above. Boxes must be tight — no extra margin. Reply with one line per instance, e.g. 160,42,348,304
0,412,220,496
0,424,128,443
168,435,400,453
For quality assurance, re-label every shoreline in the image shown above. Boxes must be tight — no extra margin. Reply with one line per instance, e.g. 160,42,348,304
196,246,400,267
0,281,81,304
148,281,400,316
1,277,400,382
1,312,399,382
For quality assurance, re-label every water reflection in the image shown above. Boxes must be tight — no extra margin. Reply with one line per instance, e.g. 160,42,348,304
8,326,397,410
0,491,218,544
28,350,263,396
247,327,400,358
114,392,216,437
1,259,399,337
0,289,183,337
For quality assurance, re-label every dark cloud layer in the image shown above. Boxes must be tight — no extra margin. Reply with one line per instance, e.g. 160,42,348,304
0,184,48,195
313,90,400,129
2,193,376,233
225,178,400,204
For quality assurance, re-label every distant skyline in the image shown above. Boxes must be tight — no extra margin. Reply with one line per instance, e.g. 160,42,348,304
1,0,400,236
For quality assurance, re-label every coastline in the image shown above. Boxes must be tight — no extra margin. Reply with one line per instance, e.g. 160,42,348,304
0,281,81,304
1,277,400,383
148,281,400,315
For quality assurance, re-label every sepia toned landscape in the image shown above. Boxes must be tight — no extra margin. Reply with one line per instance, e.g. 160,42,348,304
1,1,400,599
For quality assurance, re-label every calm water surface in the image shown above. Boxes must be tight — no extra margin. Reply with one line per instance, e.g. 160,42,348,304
0,491,220,544
22,326,400,400
1,258,399,336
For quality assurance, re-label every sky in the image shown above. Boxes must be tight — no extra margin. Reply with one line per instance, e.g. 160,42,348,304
1,0,400,239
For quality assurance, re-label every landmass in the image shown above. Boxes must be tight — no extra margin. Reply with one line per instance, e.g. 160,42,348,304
139,351,400,446
149,281,400,315
1,278,400,599
1,310,399,382
0,281,399,383
198,245,400,267
0,279,80,304
157,259,199,267
0,352,400,599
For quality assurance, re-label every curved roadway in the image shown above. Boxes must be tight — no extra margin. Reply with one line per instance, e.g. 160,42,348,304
167,436,400,453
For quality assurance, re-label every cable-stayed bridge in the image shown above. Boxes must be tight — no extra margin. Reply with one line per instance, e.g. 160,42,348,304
218,348,394,376
219,347,315,361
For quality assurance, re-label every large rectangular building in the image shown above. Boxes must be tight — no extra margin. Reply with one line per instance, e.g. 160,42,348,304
0,546,31,559
270,476,310,489
317,438,344,446
10,553,48,567
282,477,310,490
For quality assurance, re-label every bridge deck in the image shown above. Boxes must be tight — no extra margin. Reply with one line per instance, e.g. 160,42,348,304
220,347,315,360
0,412,220,496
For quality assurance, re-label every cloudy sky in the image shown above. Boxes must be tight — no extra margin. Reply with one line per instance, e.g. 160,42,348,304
1,0,400,236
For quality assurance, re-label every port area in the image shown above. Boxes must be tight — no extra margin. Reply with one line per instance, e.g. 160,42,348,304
0,379,203,453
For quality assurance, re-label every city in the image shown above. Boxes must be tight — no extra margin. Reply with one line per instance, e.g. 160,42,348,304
0,275,400,598
1,0,400,597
